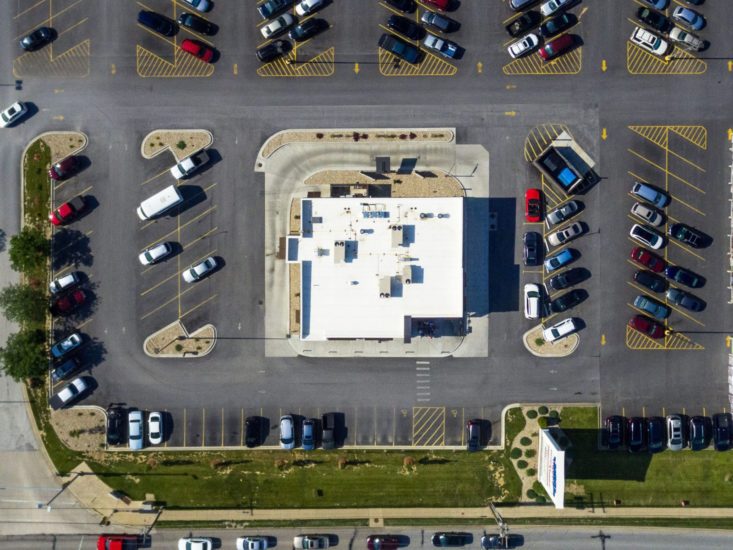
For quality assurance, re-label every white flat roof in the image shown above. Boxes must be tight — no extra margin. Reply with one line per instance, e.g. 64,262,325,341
297,197,464,340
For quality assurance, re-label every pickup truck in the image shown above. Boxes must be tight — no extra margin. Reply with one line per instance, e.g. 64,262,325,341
49,377,88,410
97,535,139,550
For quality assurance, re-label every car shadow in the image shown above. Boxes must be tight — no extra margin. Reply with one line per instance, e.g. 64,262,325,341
51,228,93,270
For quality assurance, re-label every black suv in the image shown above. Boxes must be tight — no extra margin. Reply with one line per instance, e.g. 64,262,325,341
322,412,336,450
432,533,471,547
713,413,731,451
605,415,624,449
106,408,126,446
548,267,587,291
388,15,426,40
647,416,665,453
627,417,645,453
523,231,542,266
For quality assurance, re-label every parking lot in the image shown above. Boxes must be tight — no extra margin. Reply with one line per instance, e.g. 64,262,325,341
4,0,733,452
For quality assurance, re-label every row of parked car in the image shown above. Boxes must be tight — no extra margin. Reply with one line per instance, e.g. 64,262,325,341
626,180,709,338
506,0,579,62
629,0,708,56
137,8,217,63
605,413,731,453
255,0,331,63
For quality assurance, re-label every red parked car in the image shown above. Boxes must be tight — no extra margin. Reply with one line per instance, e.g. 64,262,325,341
424,0,449,10
49,195,86,225
630,246,666,273
97,534,139,550
180,38,214,62
524,188,542,223
628,314,664,339
48,156,79,180
51,289,86,315
538,33,574,62
367,536,400,550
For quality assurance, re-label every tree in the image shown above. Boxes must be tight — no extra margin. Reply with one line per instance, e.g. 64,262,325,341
0,283,47,325
9,227,49,274
0,329,46,380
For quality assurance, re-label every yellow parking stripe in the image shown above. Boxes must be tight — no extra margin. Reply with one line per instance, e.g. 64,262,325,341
626,42,705,75
503,48,582,76
257,47,335,77
627,149,704,194
136,45,214,78
180,294,218,320
378,47,457,77
524,124,571,162
13,38,90,78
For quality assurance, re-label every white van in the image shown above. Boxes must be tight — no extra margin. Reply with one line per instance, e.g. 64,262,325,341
523,283,541,320
136,185,183,220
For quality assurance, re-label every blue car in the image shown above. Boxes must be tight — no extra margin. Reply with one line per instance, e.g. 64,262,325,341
302,419,316,451
640,0,669,9
631,181,669,209
544,248,575,272
664,266,704,288
257,0,294,20
633,294,670,320
673,7,705,31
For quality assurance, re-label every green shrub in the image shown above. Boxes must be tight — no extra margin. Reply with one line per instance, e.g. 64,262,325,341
538,405,549,415
526,489,537,499
510,448,522,459
534,338,545,346
516,460,528,469
549,410,560,418
176,140,186,150
535,495,547,504
537,417,549,429
520,437,532,446
526,409,538,419
524,449,536,458
527,468,536,476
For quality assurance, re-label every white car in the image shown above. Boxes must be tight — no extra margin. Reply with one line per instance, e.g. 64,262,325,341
630,224,664,250
508,33,539,59
542,317,578,343
261,14,295,39
293,536,329,550
296,0,325,16
524,283,541,320
669,27,703,52
182,0,210,13
237,537,269,550
49,272,80,294
178,538,213,550
280,415,295,450
128,410,144,451
629,26,670,56
182,257,218,283
0,101,27,128
547,221,583,247
51,377,88,409
630,202,663,227
139,242,173,265
541,0,573,17
170,150,209,179
147,411,163,445
666,414,684,451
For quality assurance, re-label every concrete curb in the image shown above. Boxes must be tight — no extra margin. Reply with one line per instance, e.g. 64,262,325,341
140,129,214,161
143,319,217,359
522,326,579,357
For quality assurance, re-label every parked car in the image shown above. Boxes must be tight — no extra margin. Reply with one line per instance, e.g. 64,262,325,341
547,267,586,291
106,407,125,446
423,0,449,10
261,14,296,39
647,416,665,453
547,221,583,247
628,314,664,339
178,12,216,34
296,0,325,16
51,289,86,316
182,257,217,283
524,283,541,320
50,357,80,384
630,224,664,250
178,538,212,550
423,34,461,59
97,535,139,550
550,289,585,313
626,417,645,452
631,202,663,227
713,413,732,452
280,414,295,450
138,10,175,36
171,150,209,179
629,27,670,56
257,39,292,62
0,101,28,128
605,415,624,449
50,272,80,294
538,33,574,62
539,12,574,38
20,27,53,51
138,242,173,265
237,537,269,550
49,196,86,226
636,7,670,32
634,270,666,293
147,412,163,445
672,6,705,30
640,0,669,8
543,248,575,272
540,0,573,17
633,294,670,320
180,39,214,62
668,223,707,248
666,414,684,451
546,200,580,226
245,416,260,448
421,10,460,33
523,231,542,266
181,0,210,13
378,33,422,64
50,377,88,410
258,0,294,19
367,536,400,550
506,12,540,38
290,18,329,41
51,333,83,359
630,246,665,273
385,0,416,13
525,188,542,222
302,418,316,450
431,533,471,547
689,416,707,450
508,33,539,59
666,287,705,312
669,27,704,51
388,15,426,40
466,419,481,451
542,317,578,343
322,412,336,449
631,181,669,208
293,536,329,549
48,156,79,180
664,266,704,288
128,410,144,451
510,0,539,11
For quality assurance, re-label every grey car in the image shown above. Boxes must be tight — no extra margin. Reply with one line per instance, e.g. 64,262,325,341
546,200,580,226
633,294,670,320
666,414,684,451
666,287,705,312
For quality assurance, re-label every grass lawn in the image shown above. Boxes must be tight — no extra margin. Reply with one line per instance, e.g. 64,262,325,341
23,139,51,230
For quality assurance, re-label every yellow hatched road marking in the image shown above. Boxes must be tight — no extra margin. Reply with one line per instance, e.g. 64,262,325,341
257,47,335,77
136,45,214,78
412,406,445,447
669,125,707,150
627,148,704,195
378,47,457,77
13,39,90,78
626,42,705,75
524,124,571,162
503,47,582,76
625,325,703,351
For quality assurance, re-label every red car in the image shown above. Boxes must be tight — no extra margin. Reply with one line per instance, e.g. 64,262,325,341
49,195,86,225
538,33,574,62
180,38,214,62
48,156,79,180
524,188,542,223
629,315,664,339
424,0,449,10
97,535,139,550
51,289,86,315
367,536,400,550
629,246,666,273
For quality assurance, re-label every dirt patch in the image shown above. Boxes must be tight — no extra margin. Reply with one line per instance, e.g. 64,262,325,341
144,320,216,358
41,132,88,164
51,407,106,452
523,325,579,357
141,129,213,161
